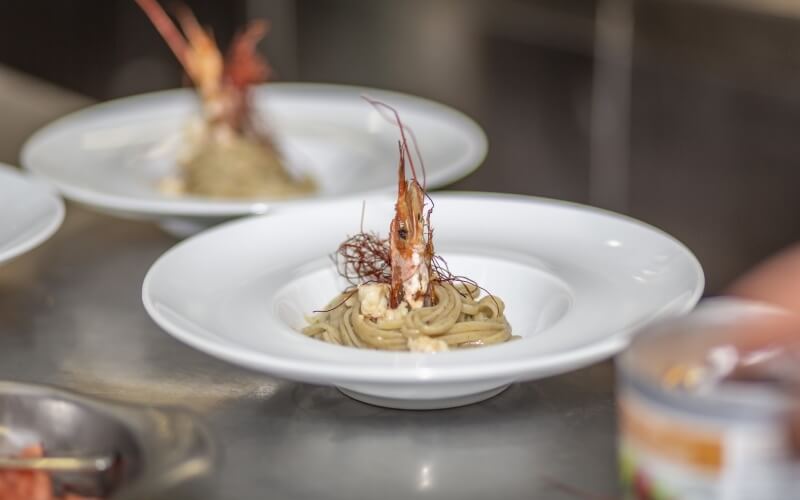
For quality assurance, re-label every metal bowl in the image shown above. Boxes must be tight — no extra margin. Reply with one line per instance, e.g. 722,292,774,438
0,381,217,499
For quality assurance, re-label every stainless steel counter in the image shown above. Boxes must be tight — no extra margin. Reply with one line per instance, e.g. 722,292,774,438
0,67,619,499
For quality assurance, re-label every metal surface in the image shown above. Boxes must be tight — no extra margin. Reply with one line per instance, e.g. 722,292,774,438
0,66,620,499
0,381,216,499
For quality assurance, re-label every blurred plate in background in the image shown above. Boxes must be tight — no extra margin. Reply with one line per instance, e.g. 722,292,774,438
0,163,64,264
22,83,487,234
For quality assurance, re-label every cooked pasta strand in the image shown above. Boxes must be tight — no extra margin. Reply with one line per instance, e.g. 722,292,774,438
303,282,512,351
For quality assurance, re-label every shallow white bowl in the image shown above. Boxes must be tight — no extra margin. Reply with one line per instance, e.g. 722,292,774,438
0,164,64,265
22,83,486,234
142,193,704,409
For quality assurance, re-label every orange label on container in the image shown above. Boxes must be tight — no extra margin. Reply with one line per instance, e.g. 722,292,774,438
619,396,724,473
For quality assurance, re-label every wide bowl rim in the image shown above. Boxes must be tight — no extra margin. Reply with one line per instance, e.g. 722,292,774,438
142,191,705,384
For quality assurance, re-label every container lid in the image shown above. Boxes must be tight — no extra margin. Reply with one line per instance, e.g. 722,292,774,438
618,297,798,419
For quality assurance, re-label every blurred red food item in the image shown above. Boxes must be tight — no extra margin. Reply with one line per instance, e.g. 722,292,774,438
0,444,100,500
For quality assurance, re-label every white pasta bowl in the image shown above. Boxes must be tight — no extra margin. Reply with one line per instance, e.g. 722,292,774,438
0,163,64,265
142,193,704,409
21,83,486,236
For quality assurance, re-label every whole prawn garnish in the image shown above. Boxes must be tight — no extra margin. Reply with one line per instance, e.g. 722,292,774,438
363,98,434,309
135,0,272,139
388,145,433,309
332,98,482,314
327,100,495,317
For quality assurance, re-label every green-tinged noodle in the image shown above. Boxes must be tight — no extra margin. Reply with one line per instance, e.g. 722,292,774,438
160,125,315,198
303,282,513,352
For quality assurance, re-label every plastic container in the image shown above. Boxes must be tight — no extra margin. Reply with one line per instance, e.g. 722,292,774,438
617,299,800,500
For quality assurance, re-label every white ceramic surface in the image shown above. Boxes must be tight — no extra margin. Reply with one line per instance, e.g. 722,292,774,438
142,193,704,409
0,164,64,265
22,83,487,225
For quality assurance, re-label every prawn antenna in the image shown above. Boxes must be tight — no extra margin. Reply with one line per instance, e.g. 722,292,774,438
362,95,427,189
